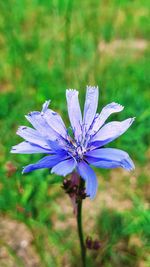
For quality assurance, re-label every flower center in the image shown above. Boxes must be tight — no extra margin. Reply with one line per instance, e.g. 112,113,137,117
65,133,87,161
76,145,85,160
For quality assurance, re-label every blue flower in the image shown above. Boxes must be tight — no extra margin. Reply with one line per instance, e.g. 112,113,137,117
11,86,135,199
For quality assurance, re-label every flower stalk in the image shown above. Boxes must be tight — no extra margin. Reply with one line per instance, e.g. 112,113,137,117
77,179,86,267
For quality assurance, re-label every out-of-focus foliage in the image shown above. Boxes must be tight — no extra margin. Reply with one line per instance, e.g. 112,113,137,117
0,0,149,266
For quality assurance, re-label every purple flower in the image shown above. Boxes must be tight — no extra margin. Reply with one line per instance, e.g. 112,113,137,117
11,86,135,199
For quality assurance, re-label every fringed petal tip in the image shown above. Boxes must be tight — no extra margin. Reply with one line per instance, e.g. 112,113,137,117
22,164,33,174
22,167,26,174
130,117,136,124
86,85,99,91
86,187,97,200
41,100,51,114
16,126,27,135
85,181,97,200
22,167,31,174
107,102,124,111
10,147,15,153
125,117,136,130
66,89,79,97
25,111,40,117
121,157,135,171
24,100,51,118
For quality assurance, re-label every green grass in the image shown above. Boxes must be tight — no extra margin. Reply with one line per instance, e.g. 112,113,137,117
0,0,150,266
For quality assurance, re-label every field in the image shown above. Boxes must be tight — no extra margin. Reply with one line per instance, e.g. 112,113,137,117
0,1,150,266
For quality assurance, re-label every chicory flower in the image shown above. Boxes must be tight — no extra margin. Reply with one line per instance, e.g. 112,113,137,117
11,86,135,199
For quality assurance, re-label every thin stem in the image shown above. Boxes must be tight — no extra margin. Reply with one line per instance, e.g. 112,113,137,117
77,187,86,267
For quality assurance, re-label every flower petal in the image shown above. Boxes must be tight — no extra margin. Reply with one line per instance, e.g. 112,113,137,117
83,86,99,133
17,126,50,148
22,154,67,173
48,140,67,153
90,118,135,146
89,102,124,135
85,148,135,171
43,109,67,139
11,141,52,154
51,158,77,177
66,89,82,140
25,112,59,141
77,161,98,199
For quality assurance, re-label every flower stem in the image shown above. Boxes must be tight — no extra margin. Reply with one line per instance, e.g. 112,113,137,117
77,194,86,267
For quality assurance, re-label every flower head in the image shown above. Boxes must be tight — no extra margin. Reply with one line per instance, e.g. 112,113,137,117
11,86,135,199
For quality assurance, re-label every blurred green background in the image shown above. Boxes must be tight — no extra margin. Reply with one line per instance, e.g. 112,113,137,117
0,0,150,266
